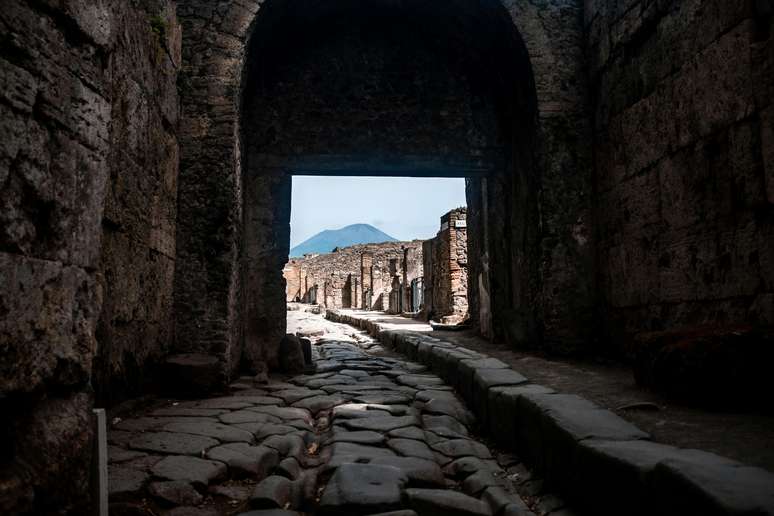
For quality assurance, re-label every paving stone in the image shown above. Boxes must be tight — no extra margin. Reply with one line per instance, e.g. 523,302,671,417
396,375,446,388
445,457,499,479
151,456,227,488
319,463,407,515
209,484,252,501
340,369,371,378
415,390,458,402
231,395,284,405
272,389,326,404
149,480,203,506
165,507,219,516
163,420,254,443
108,465,149,500
404,488,492,516
108,446,148,463
371,457,446,487
431,439,492,459
221,411,283,425
482,486,521,514
249,406,312,423
119,455,165,472
115,416,217,433
206,443,279,479
292,394,347,413
250,475,293,509
328,442,397,459
422,415,469,437
262,434,306,460
341,415,417,432
328,430,386,445
275,457,302,479
388,438,436,461
353,393,413,405
462,469,499,495
332,403,394,419
182,399,254,410
254,424,305,440
235,511,300,516
151,407,229,417
387,426,427,442
129,432,219,456
423,398,474,425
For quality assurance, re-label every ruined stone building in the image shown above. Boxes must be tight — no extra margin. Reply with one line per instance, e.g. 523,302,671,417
424,208,469,325
283,240,424,311
2,0,774,513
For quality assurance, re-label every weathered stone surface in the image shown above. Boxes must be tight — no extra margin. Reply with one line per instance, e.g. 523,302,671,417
430,439,492,460
207,444,279,479
404,489,491,516
149,480,203,507
163,420,254,443
109,466,149,500
279,335,306,374
371,457,446,487
329,430,386,445
388,439,437,461
319,464,408,514
129,432,219,456
151,456,227,488
341,415,418,432
328,442,397,459
250,476,293,509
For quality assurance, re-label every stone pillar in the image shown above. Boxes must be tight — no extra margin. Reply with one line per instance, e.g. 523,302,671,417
361,252,373,310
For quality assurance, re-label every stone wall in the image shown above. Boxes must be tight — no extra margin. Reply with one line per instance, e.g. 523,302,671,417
423,208,469,324
0,1,179,512
283,240,424,312
587,0,774,351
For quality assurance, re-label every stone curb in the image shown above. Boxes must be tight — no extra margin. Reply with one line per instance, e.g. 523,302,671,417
327,310,774,516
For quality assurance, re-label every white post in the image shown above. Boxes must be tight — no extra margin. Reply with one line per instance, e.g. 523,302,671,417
93,408,108,516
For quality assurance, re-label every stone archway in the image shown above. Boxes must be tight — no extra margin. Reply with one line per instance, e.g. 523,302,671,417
174,0,593,381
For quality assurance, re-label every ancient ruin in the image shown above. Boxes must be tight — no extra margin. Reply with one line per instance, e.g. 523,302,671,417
2,0,774,514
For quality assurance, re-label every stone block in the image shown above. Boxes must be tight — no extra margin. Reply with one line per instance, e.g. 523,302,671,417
319,464,407,515
517,393,649,487
486,385,555,447
470,368,529,423
163,353,223,397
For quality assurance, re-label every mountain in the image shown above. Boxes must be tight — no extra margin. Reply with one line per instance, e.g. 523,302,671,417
290,224,397,257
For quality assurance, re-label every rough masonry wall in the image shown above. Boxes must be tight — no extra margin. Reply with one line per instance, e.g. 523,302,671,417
0,1,179,512
423,209,469,323
587,0,774,350
95,3,181,406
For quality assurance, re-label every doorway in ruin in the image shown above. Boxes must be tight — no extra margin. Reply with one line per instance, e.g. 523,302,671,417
284,175,468,320
173,0,561,380
233,0,540,373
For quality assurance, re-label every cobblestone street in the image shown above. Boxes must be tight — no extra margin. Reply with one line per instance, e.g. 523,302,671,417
108,308,566,515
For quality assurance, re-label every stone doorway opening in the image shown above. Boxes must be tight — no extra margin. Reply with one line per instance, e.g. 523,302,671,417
173,0,562,385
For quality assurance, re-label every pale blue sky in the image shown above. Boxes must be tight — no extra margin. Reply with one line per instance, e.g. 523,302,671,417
290,176,467,247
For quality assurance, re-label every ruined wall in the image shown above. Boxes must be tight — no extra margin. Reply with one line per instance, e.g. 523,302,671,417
284,241,424,310
0,0,179,513
95,3,181,406
423,208,469,323
587,1,774,350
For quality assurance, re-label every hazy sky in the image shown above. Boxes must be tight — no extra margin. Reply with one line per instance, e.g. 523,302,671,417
290,176,467,247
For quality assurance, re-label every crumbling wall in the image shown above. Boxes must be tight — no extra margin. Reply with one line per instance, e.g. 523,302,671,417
0,0,179,513
424,208,469,323
587,1,774,350
285,240,424,310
